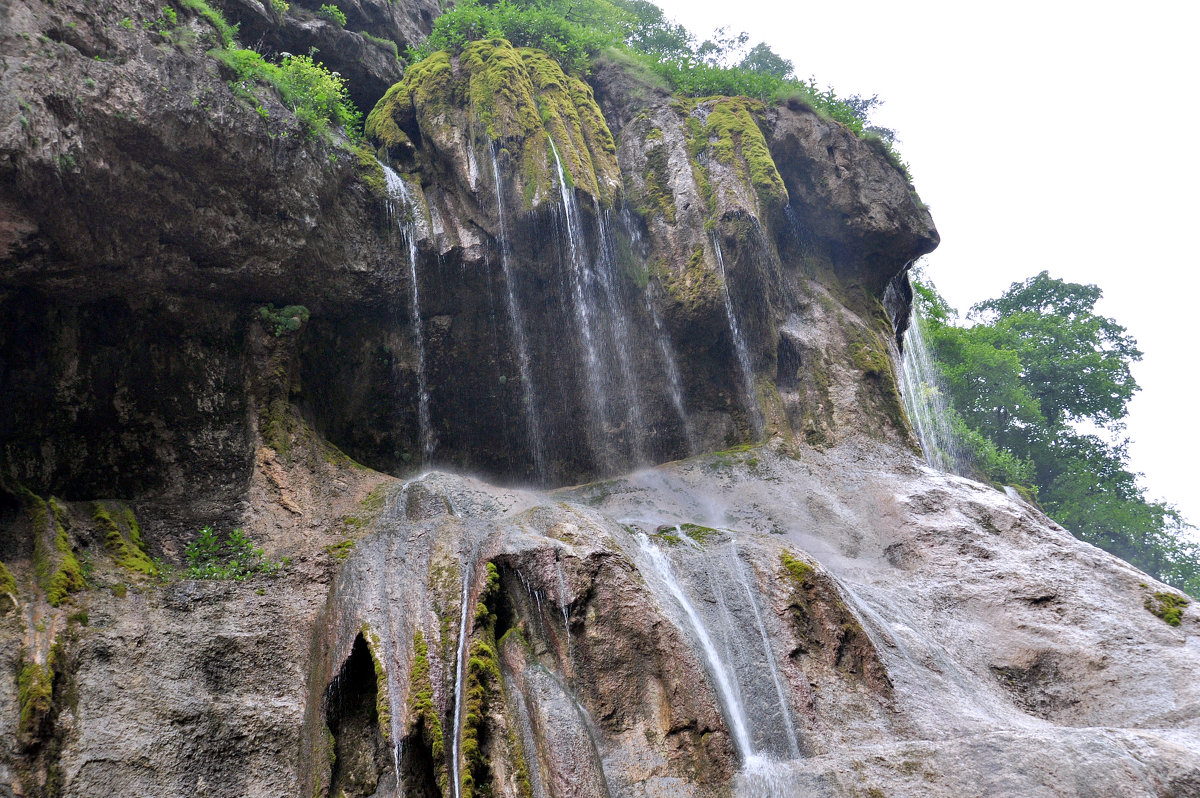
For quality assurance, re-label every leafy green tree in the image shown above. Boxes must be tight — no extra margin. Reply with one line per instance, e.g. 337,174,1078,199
914,270,1198,596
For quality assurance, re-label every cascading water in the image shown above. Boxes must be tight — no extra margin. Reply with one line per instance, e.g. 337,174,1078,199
644,283,696,453
592,199,648,464
636,533,754,759
382,164,435,462
727,541,800,758
488,146,548,480
549,140,612,470
896,297,963,473
711,233,764,438
633,529,804,794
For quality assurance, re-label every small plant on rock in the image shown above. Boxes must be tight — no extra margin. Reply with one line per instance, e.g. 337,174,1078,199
318,3,346,27
184,526,287,580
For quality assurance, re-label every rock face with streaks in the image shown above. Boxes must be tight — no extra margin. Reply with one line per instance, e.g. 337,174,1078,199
1,0,1197,795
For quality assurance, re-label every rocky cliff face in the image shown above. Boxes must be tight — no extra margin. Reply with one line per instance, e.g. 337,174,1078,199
1,0,1197,796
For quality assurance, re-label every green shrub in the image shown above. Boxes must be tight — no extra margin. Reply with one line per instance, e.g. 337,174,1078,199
184,526,287,580
258,303,311,335
271,0,289,18
214,49,361,137
318,3,346,27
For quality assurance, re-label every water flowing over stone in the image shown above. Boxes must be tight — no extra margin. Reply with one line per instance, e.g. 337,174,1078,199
383,163,435,463
488,146,549,481
895,291,964,473
711,233,764,439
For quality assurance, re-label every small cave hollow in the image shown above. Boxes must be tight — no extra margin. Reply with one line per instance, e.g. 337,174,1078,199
322,633,392,798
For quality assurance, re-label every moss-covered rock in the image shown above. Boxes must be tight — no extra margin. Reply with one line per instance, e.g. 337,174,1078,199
408,630,449,792
93,501,157,577
367,38,620,208
1146,591,1188,627
23,492,86,607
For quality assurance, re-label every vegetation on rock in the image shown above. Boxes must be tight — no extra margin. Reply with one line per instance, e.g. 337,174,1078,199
1146,591,1188,626
93,502,157,576
183,526,287,580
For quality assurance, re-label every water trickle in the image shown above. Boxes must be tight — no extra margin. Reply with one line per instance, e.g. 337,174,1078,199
711,233,764,439
488,146,548,480
549,140,611,470
637,533,754,759
382,164,435,462
554,553,572,658
592,200,648,464
728,542,800,758
644,282,696,454
895,294,962,473
450,561,473,798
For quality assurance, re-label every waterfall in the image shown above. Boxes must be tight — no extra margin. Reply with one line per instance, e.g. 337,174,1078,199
644,283,696,454
897,300,962,473
711,233,764,438
549,139,611,471
636,534,754,759
382,164,435,462
728,542,800,758
592,199,648,465
450,561,473,798
488,146,548,480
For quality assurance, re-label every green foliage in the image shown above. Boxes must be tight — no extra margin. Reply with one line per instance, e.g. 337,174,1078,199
780,550,813,588
258,303,311,335
318,3,346,27
359,30,401,61
271,0,289,19
1146,591,1188,626
408,630,449,792
914,271,1200,597
177,0,238,48
215,49,361,138
406,0,889,145
184,526,287,579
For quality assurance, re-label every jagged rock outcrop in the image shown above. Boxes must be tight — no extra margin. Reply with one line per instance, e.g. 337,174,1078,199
2,0,1197,795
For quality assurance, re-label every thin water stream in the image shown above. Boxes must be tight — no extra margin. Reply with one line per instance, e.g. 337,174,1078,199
711,234,763,439
488,146,548,480
382,164,435,462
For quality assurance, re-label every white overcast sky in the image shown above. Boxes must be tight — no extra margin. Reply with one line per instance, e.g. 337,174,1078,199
651,0,1200,528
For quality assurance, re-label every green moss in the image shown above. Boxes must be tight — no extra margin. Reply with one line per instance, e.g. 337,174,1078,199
362,626,392,742
641,136,676,223
367,40,618,206
0,560,16,597
324,539,355,561
93,501,157,576
850,327,908,435
28,496,85,607
18,657,53,739
461,562,502,798
1146,591,1188,626
780,551,814,588
261,398,298,459
408,630,448,791
654,246,722,319
353,143,388,200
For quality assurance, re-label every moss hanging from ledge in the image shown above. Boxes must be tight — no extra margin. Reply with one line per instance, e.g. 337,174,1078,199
367,38,620,207
686,96,787,213
93,501,157,577
407,630,449,792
